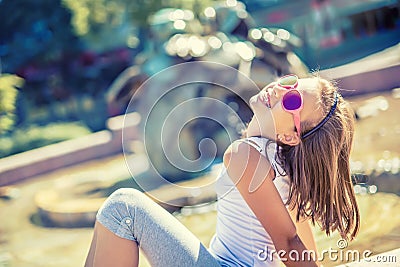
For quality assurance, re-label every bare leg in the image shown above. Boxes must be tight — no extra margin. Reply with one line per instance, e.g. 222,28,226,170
84,224,97,267
85,221,139,267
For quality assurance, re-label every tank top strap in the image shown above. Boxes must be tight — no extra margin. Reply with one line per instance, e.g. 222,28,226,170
236,137,284,175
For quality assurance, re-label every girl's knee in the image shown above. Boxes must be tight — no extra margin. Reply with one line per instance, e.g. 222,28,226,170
110,188,143,201
96,188,144,241
104,188,144,213
97,188,144,223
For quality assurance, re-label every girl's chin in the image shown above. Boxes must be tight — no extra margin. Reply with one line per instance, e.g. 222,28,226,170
249,96,258,108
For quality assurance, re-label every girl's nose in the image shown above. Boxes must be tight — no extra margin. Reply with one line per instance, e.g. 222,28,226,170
272,85,287,98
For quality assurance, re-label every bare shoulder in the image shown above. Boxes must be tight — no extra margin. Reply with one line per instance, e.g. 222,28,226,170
223,140,274,186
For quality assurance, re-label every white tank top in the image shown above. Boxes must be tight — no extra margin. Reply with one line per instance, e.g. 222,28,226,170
209,137,290,267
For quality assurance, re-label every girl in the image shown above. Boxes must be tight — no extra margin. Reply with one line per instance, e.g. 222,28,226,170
85,74,360,267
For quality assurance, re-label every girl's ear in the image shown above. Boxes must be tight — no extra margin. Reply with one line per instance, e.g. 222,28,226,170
281,133,300,146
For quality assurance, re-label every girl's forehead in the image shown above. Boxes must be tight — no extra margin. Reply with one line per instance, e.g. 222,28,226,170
298,78,319,94
298,78,323,121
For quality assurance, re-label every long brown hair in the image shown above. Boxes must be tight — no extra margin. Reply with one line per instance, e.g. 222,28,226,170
278,77,360,240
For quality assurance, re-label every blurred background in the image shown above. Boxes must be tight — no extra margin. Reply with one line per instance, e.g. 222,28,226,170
0,0,399,266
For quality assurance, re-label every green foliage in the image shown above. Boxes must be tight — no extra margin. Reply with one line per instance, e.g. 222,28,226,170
0,74,24,134
62,0,145,51
62,0,128,36
62,0,216,51
0,122,92,158
63,0,163,32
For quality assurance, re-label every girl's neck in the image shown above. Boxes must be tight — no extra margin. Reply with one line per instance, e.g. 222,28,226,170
246,117,276,140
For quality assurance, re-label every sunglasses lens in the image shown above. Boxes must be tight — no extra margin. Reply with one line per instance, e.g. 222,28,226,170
283,91,302,110
279,75,297,87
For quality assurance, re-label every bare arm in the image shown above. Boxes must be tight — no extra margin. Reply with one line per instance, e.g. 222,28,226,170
224,141,317,267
